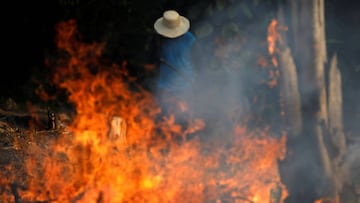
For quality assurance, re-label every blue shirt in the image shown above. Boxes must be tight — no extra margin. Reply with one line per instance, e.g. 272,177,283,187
157,31,196,93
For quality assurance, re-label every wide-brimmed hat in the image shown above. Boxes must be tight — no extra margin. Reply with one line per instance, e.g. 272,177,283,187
154,10,190,38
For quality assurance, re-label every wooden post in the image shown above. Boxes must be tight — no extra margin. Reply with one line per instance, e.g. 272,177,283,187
109,116,128,149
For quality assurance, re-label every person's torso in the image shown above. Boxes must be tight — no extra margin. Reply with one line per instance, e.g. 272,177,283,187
157,32,196,93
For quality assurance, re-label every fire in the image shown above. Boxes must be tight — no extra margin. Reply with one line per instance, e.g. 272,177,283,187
265,19,288,89
267,19,287,67
1,19,288,203
313,196,340,203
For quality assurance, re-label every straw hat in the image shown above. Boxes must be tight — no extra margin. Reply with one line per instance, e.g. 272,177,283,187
154,10,190,38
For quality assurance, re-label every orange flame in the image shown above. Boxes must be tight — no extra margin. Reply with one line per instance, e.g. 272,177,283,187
313,196,340,203
267,19,287,67
1,19,288,203
265,19,288,89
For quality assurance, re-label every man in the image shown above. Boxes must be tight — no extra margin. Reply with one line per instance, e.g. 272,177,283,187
153,10,198,118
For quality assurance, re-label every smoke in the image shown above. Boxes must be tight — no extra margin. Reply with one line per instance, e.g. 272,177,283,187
151,1,279,139
340,140,360,184
150,0,360,201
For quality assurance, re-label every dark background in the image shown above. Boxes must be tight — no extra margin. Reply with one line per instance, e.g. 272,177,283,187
2,0,360,132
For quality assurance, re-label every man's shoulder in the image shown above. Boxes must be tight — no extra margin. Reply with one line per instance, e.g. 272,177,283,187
168,32,196,48
182,31,196,42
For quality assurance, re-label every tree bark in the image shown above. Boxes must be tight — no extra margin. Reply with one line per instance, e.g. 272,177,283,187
300,1,336,199
290,0,329,138
278,46,302,137
284,0,338,202
327,53,347,195
328,53,346,164
277,5,302,137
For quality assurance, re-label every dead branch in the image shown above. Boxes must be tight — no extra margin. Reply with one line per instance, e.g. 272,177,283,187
0,108,47,118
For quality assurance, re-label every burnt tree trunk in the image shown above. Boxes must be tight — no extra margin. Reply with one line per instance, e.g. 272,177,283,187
327,53,347,196
277,5,303,138
279,0,347,202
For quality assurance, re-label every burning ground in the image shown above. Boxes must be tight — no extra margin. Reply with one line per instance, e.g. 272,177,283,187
0,19,288,203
